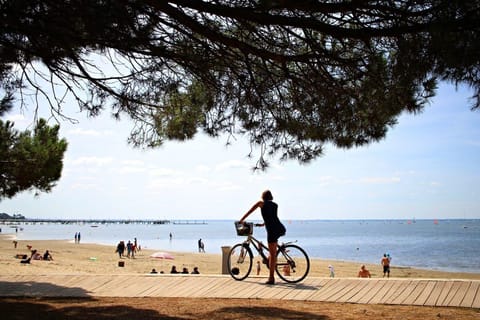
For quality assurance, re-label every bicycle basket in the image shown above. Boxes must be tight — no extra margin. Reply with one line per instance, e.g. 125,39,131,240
235,221,253,236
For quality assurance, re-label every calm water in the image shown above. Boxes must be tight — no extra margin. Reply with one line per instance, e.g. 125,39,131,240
3,219,479,274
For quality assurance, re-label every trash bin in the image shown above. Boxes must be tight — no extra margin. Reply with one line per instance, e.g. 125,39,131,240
221,246,231,274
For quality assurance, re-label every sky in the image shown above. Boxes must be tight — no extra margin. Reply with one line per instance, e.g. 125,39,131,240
1,83,479,221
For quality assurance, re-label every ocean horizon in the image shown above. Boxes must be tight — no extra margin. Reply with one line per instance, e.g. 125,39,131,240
2,218,479,274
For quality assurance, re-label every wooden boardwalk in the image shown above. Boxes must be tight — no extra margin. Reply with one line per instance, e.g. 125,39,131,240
0,274,479,308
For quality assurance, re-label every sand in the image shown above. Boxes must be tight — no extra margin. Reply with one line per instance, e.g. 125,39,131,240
2,235,479,279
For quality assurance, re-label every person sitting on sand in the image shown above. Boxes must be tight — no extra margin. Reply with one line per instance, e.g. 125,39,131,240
31,249,43,260
358,265,371,278
20,257,31,264
170,266,179,274
43,250,53,261
181,267,189,274
191,267,200,274
150,268,158,274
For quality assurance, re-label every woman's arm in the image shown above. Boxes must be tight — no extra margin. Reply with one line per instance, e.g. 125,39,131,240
239,200,263,223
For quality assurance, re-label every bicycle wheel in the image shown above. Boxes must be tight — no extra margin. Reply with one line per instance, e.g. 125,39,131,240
227,243,253,281
275,244,310,283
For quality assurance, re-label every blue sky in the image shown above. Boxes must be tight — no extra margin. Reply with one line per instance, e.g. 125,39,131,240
1,83,479,220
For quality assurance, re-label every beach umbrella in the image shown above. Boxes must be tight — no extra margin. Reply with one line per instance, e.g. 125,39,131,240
150,251,174,260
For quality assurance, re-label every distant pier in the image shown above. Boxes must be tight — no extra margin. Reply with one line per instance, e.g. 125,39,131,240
171,220,208,225
0,218,171,225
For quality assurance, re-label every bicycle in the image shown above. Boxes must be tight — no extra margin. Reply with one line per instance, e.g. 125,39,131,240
227,221,310,283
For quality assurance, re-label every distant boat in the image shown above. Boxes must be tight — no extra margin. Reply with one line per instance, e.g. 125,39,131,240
91,225,99,228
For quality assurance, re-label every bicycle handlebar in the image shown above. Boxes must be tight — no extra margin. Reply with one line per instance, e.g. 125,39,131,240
240,221,263,227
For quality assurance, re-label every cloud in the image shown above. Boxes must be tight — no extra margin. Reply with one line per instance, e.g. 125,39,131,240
67,128,113,136
117,160,147,174
71,156,114,166
118,166,146,174
3,114,26,122
215,160,251,171
71,183,99,190
195,165,211,173
359,177,401,184
150,168,180,177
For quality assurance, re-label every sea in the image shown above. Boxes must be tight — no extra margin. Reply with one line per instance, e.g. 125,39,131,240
2,219,479,274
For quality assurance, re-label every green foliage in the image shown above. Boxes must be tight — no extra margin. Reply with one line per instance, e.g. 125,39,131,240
0,118,68,200
0,1,479,169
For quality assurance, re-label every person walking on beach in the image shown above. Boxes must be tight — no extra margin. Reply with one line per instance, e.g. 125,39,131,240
239,190,286,285
381,253,390,277
116,241,125,258
328,265,335,278
198,239,205,253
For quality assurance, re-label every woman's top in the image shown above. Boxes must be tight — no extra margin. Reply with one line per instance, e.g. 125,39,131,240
261,200,286,238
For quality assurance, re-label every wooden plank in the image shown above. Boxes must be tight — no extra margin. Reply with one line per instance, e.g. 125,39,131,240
336,279,372,303
441,281,463,307
288,278,326,301
402,281,428,305
135,277,175,296
348,279,382,304
199,278,234,298
390,280,417,305
91,276,132,296
447,281,471,307
412,280,437,306
122,278,166,297
232,279,264,299
260,278,320,300
197,278,232,298
376,280,406,304
167,277,207,297
220,278,257,298
472,282,480,309
131,281,164,297
83,276,122,293
156,277,192,297
243,281,278,299
321,279,358,302
435,281,455,306
366,280,396,305
460,281,479,308
307,279,346,301
193,277,232,298
144,277,187,297
424,280,446,306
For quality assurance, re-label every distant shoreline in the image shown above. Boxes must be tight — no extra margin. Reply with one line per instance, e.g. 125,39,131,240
2,218,479,223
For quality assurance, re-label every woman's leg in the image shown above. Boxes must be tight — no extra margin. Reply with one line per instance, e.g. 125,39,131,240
267,242,277,283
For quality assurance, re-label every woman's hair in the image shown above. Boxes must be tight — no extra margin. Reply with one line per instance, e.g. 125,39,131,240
262,190,273,201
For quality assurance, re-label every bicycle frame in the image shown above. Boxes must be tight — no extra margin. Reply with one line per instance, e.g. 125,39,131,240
241,232,297,266
241,233,269,263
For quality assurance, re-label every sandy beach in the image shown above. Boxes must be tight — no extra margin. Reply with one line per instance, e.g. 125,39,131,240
2,235,479,279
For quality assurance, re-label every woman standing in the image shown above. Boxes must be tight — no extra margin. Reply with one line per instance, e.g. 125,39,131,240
239,190,286,284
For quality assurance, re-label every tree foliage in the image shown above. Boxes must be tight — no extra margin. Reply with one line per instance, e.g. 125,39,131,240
1,0,479,169
0,108,68,200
